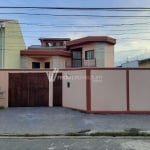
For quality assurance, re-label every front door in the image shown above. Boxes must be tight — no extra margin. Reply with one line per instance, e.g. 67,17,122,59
53,73,62,106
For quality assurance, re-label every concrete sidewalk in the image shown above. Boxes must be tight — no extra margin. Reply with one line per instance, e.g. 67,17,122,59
0,107,150,135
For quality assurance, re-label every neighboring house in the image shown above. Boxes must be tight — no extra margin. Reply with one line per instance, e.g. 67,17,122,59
119,58,150,68
20,36,116,69
0,19,26,69
139,58,150,68
119,60,139,68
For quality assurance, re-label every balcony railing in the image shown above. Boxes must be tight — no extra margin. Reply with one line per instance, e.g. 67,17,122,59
65,59,96,68
28,45,66,49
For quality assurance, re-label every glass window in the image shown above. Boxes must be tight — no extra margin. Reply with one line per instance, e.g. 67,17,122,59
45,62,50,68
32,62,40,69
53,42,56,46
85,50,94,60
72,51,82,59
60,41,64,46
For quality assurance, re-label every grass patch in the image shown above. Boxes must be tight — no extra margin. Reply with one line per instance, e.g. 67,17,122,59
66,128,150,137
0,128,150,137
0,133,63,137
0,106,5,109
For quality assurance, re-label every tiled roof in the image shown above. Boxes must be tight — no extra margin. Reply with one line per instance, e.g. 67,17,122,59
20,50,71,57
39,38,70,41
66,36,116,46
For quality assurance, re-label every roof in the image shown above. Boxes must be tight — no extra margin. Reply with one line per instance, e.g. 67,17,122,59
66,36,116,46
39,38,71,41
20,50,71,57
139,58,150,64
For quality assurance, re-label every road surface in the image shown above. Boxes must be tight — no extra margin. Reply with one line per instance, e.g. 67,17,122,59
0,137,150,150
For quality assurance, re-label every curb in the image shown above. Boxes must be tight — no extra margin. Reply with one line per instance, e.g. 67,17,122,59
0,136,150,139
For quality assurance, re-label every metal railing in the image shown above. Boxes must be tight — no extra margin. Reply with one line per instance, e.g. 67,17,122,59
65,59,96,68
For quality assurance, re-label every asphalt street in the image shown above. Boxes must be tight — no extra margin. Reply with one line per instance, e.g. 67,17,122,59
0,137,150,150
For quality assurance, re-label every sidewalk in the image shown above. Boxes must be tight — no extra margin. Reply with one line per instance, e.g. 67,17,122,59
0,107,150,135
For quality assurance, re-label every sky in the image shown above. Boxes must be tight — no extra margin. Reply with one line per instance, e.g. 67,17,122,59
0,0,150,65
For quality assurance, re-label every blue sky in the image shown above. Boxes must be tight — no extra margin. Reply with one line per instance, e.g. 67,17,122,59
1,0,150,65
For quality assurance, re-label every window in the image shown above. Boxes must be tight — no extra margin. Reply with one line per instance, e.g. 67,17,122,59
32,62,40,69
45,62,50,68
72,51,82,59
85,50,94,60
67,82,70,88
46,42,52,47
72,50,82,67
60,41,64,46
53,42,56,46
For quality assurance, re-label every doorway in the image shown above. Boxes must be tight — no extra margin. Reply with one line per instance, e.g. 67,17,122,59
53,73,62,106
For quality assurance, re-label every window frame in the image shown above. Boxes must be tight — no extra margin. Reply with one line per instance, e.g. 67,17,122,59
32,62,40,69
85,50,94,60
45,62,50,68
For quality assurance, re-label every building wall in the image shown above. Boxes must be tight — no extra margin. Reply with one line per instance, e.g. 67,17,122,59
0,26,4,68
69,43,96,60
1,69,150,113
0,70,53,107
104,44,114,67
21,56,30,69
21,56,71,69
70,42,115,67
129,70,150,111
95,43,105,67
4,21,26,68
29,57,52,69
52,56,70,69
0,71,8,107
82,43,96,59
91,70,127,111
62,70,87,110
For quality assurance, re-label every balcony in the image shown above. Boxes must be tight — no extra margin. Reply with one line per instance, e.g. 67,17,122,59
65,59,96,68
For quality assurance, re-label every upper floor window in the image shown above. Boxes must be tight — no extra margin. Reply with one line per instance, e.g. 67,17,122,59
45,62,50,68
85,50,94,60
72,51,82,59
53,42,56,46
60,41,64,46
45,42,52,47
32,62,40,69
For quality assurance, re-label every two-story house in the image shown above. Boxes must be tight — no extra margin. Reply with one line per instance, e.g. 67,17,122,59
20,36,116,69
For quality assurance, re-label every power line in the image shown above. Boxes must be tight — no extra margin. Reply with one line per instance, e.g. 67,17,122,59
16,22,150,27
1,12,150,18
2,30,150,35
1,6,150,10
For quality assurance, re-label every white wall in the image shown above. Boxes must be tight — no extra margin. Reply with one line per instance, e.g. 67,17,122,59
91,70,127,111
0,71,8,107
129,70,150,111
62,70,87,110
95,43,105,67
104,44,114,67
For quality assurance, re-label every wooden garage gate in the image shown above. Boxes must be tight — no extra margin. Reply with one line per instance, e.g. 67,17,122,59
9,73,49,107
